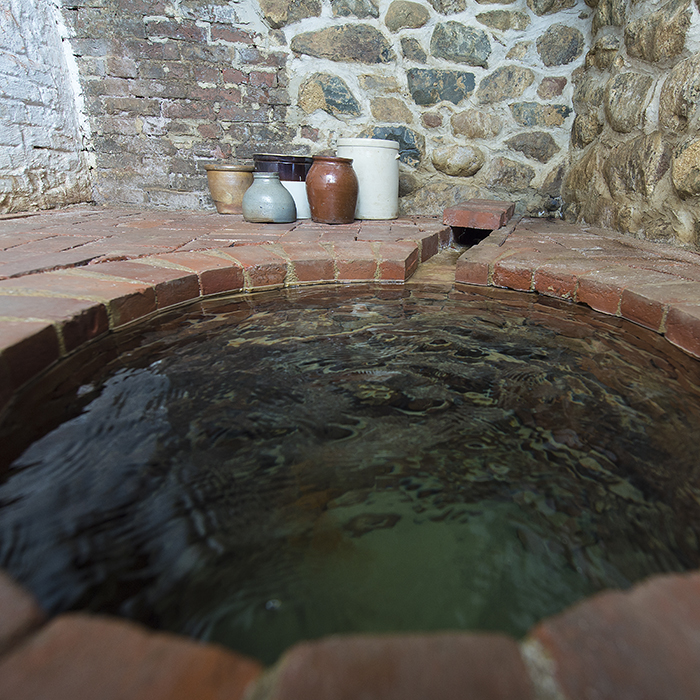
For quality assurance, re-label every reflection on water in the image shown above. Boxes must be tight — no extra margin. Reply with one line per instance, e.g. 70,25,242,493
1,285,700,664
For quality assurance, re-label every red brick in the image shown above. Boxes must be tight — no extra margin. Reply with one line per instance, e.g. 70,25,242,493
221,247,288,288
155,252,245,296
267,633,534,700
534,268,578,300
211,25,254,44
443,200,515,230
376,242,420,281
276,243,335,283
0,613,262,700
0,295,108,352
0,272,156,327
455,254,490,286
665,304,700,358
621,281,700,333
0,571,45,656
0,320,60,390
86,261,200,309
530,571,700,700
492,257,534,291
575,274,623,316
331,242,377,281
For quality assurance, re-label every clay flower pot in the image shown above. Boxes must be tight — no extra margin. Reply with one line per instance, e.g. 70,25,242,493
204,163,254,214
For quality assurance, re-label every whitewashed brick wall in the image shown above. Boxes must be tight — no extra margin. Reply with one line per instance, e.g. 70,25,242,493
0,0,92,213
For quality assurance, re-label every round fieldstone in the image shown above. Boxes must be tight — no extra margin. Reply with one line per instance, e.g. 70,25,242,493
537,24,584,67
476,10,530,30
487,157,535,190
258,0,321,28
507,42,531,60
604,72,654,133
371,97,414,123
426,0,467,13
359,74,400,92
476,65,534,104
506,131,560,163
408,68,476,105
573,73,605,112
510,102,571,127
430,22,491,68
359,125,424,166
592,0,625,32
401,37,427,62
298,73,361,116
432,144,485,176
385,1,430,30
571,113,603,148
585,35,619,70
659,52,700,133
537,76,567,98
672,139,700,198
625,0,690,63
451,109,502,138
527,0,575,14
332,0,379,17
603,132,670,197
422,111,443,128
290,25,394,63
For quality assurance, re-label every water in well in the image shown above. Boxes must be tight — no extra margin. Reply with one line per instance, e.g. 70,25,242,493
1,285,700,663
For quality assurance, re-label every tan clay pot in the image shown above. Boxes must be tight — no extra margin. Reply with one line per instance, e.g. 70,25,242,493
204,163,254,214
305,156,358,224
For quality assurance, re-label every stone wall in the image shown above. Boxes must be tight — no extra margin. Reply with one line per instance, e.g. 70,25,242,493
0,0,91,213
56,0,591,215
564,0,700,248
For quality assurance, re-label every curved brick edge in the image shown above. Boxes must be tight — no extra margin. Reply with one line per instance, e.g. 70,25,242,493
455,224,700,359
0,610,262,700
523,571,700,700
248,632,535,700
0,242,422,415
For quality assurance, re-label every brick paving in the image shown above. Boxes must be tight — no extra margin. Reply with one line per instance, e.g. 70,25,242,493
2,205,700,699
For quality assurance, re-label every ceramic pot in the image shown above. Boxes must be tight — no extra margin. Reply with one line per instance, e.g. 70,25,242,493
204,163,254,214
305,156,358,224
336,138,399,220
254,154,314,218
253,154,313,182
241,171,297,223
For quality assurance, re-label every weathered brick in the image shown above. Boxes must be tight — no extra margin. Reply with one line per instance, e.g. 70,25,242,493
211,25,255,44
145,19,207,43
162,100,216,120
103,96,160,116
0,570,45,656
0,613,262,700
0,320,60,390
265,633,534,700
529,572,700,700
0,295,109,352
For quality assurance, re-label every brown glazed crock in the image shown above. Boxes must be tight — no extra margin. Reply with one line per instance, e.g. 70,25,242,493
305,156,358,224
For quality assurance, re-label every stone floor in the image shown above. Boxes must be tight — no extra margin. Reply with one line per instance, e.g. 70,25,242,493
1,206,700,699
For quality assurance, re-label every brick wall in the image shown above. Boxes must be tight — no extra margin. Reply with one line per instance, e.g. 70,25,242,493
60,0,294,209
0,0,91,213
